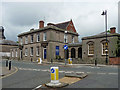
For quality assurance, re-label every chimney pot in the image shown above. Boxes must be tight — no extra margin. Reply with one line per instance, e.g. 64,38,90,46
39,20,44,28
110,27,116,34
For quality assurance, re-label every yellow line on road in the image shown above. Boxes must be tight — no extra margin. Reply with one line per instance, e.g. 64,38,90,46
0,67,18,79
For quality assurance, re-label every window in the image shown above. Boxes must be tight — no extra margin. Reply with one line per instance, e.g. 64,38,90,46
43,32,47,41
25,36,28,44
64,34,67,43
20,37,23,45
36,46,39,56
16,50,17,57
30,47,33,56
102,42,108,55
72,36,74,43
37,33,40,42
31,35,33,43
56,46,59,56
88,43,94,55
12,51,14,57
25,48,28,56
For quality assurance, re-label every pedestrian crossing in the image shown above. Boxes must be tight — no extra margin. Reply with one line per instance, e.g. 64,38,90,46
18,67,118,75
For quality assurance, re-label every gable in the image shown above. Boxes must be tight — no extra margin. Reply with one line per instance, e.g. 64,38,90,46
66,20,76,33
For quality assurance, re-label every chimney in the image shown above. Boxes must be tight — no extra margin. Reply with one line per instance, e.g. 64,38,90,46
39,20,44,28
110,27,116,34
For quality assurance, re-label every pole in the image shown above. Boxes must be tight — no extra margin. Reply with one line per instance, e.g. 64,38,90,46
105,10,108,65
65,50,67,65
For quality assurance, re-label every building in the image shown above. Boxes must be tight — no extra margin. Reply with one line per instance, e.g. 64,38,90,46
82,27,120,64
10,20,79,62
0,26,18,59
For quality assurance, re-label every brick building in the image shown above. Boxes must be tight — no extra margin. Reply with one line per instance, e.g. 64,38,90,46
82,27,120,64
10,20,79,62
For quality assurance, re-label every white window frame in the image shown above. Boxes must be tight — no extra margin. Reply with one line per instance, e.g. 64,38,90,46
12,51,14,57
72,36,74,43
25,48,28,56
102,43,108,55
25,36,28,44
64,34,68,43
43,32,47,41
37,33,40,42
88,43,94,55
30,47,33,56
16,50,17,57
36,46,39,56
31,35,33,43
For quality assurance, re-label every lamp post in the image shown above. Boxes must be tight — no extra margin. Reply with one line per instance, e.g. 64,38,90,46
101,10,108,65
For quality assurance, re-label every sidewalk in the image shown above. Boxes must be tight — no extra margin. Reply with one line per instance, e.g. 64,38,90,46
0,66,17,78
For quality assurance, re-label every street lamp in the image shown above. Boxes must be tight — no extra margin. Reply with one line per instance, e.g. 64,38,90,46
101,10,108,65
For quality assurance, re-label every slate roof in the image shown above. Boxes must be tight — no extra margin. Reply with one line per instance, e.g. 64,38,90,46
82,31,120,40
0,39,18,46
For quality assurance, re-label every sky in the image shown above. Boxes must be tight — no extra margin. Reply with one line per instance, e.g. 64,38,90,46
0,0,119,42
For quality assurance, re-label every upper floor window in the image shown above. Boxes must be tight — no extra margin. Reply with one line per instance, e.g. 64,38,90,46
20,37,23,45
102,42,108,55
31,35,33,43
37,33,40,42
25,36,28,44
64,34,68,43
36,46,39,56
30,47,33,56
72,36,74,43
12,51,14,57
25,48,28,56
43,32,47,41
88,43,94,55
56,46,59,56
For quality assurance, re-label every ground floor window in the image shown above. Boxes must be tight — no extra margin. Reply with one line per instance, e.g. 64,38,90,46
25,48,28,56
102,42,108,55
88,43,94,55
36,46,39,56
78,47,82,58
30,47,33,56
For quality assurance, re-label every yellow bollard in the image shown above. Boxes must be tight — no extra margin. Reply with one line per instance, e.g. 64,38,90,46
50,67,59,84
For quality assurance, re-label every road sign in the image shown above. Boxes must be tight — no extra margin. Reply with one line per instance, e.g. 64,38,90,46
64,45,68,50
51,68,55,73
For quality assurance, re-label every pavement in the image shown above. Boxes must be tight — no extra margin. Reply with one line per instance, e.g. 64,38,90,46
0,66,17,79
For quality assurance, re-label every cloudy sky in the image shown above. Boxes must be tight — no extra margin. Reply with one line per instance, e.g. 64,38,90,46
0,0,119,42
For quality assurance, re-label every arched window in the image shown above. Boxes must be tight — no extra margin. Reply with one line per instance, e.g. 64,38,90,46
78,47,82,58
102,42,108,55
71,48,76,58
87,41,94,55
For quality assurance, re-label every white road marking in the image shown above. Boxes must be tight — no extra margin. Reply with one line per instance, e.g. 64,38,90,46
33,85,42,90
97,73,106,75
108,73,118,75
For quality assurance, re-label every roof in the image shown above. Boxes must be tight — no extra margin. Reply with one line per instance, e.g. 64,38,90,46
0,39,18,46
18,24,79,37
82,32,120,40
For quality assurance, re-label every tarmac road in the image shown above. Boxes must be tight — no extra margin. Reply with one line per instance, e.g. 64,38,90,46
1,60,119,89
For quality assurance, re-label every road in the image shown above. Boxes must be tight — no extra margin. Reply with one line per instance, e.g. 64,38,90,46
1,60,119,89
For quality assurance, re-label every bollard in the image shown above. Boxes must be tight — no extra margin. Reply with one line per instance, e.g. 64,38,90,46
6,60,8,67
50,67,59,84
68,58,72,65
9,61,11,70
95,59,97,66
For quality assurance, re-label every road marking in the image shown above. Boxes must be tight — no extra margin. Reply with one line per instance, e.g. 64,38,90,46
59,71,65,73
108,73,118,75
32,85,42,90
97,73,106,75
0,67,18,79
86,72,91,74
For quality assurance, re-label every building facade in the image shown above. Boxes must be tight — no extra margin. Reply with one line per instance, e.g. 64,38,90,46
0,26,18,59
10,20,79,62
82,27,120,64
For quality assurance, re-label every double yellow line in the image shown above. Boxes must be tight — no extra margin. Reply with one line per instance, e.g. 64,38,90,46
0,67,18,79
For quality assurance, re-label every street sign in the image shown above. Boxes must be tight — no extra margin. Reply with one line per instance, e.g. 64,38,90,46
51,68,55,73
64,45,68,50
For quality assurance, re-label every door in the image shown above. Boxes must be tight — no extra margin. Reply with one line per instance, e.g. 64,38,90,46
43,48,47,59
20,50,22,59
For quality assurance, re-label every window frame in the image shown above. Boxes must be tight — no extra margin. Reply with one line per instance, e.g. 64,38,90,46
25,48,28,56
88,43,94,56
36,46,39,56
43,32,47,41
102,42,108,55
31,35,34,43
30,47,33,56
25,36,28,44
37,33,40,42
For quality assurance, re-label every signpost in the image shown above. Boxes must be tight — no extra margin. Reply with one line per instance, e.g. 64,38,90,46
64,45,68,65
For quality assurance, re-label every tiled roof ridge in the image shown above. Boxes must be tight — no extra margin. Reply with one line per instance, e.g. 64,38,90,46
54,20,70,25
